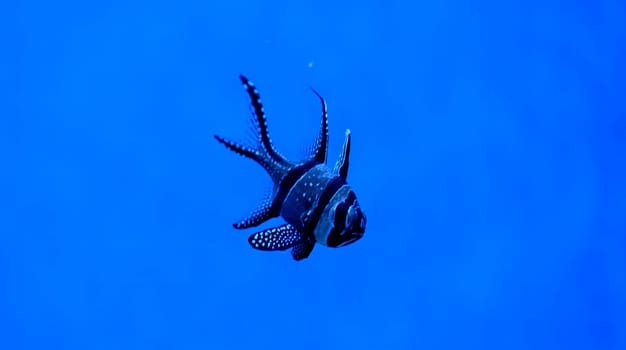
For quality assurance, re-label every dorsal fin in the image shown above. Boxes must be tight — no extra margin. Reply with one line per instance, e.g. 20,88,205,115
334,129,351,180
214,134,282,180
308,87,328,164
214,134,261,162
239,74,289,166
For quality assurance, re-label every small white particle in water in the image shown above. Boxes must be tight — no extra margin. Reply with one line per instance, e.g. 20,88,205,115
308,61,314,68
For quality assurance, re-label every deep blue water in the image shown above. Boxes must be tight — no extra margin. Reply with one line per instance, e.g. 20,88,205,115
2,0,626,349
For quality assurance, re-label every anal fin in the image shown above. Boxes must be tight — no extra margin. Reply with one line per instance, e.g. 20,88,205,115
233,195,277,229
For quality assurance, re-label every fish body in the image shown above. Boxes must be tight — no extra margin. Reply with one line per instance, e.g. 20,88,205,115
214,75,366,261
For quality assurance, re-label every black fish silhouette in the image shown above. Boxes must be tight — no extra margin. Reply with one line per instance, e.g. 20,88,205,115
215,75,366,260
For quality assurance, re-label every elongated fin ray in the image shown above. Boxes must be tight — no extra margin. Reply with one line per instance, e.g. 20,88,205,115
240,74,289,166
214,134,261,161
233,194,278,229
334,129,351,180
291,236,315,261
309,87,329,164
248,224,304,251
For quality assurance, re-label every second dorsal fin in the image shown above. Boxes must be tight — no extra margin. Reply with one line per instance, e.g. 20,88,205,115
334,129,351,180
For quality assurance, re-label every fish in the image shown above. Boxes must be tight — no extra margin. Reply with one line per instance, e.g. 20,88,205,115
214,75,366,261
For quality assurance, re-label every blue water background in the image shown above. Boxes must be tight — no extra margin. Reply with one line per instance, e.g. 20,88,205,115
2,0,625,349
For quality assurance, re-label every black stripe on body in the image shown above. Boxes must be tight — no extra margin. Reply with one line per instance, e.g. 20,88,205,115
311,184,350,245
280,164,334,233
271,159,318,215
303,176,347,233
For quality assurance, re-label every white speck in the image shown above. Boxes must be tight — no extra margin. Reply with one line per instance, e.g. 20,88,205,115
308,61,314,68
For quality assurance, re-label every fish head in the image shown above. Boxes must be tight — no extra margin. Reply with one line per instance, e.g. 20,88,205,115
326,197,366,248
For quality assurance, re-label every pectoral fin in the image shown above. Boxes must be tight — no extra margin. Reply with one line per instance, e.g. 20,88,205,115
248,224,304,251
